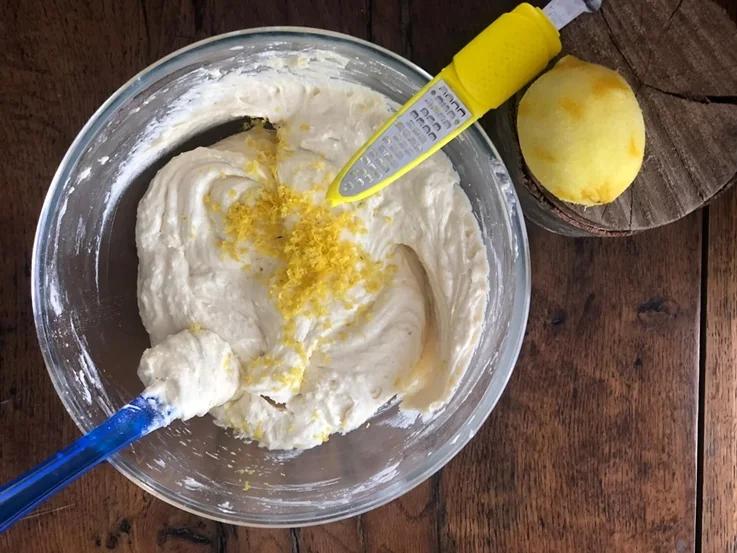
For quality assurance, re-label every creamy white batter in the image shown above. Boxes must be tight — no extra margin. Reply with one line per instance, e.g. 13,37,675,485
138,329,240,421
136,69,489,450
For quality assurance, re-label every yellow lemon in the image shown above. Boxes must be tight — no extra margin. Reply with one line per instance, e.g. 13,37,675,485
517,55,645,206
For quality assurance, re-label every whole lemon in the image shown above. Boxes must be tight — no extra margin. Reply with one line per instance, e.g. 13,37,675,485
517,55,646,206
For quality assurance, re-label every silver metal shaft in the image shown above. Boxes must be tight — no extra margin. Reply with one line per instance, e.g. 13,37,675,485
543,0,602,31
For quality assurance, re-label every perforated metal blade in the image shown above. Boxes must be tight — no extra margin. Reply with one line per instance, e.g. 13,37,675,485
337,80,473,199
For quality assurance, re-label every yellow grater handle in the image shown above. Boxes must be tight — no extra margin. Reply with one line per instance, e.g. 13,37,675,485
449,2,561,114
326,3,561,206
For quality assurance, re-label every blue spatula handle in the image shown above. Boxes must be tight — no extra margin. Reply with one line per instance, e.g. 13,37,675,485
0,394,175,533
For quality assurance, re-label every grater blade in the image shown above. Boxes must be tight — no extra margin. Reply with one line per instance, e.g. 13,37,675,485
337,79,472,199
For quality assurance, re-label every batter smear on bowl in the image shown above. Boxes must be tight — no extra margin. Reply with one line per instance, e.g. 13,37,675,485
136,71,489,450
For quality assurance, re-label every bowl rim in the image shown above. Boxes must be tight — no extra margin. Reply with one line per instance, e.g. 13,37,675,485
32,25,530,527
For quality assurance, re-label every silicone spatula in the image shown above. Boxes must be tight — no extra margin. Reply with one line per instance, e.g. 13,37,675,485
0,394,177,533
326,0,602,206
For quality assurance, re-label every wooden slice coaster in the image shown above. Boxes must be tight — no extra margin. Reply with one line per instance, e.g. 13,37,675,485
487,0,737,236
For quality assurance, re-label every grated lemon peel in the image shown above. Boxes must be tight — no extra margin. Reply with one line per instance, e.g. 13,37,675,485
203,125,396,444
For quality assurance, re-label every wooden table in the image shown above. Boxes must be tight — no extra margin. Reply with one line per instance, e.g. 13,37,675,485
1,1,736,551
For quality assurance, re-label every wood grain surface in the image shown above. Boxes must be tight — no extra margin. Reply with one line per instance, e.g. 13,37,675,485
0,1,733,552
703,187,737,553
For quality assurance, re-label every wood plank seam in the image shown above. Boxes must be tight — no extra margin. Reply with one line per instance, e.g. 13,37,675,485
696,207,709,553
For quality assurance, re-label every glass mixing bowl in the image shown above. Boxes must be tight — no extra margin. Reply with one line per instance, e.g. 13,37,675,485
32,28,530,526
